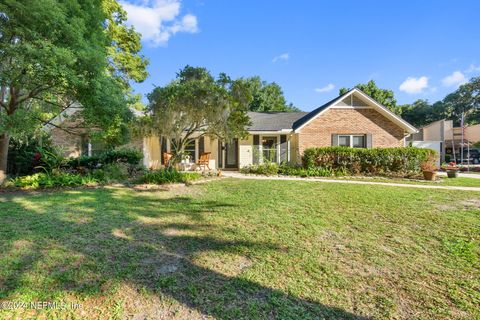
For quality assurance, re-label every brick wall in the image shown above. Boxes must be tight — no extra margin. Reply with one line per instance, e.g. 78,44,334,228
50,127,83,158
297,108,405,155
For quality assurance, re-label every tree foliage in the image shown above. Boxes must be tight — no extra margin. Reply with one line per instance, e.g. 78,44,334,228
442,77,480,125
237,76,300,112
144,66,252,164
340,80,399,114
0,0,148,180
399,77,480,127
398,100,443,127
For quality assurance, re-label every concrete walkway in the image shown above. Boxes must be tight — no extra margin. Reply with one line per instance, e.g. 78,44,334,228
437,171,480,179
222,171,480,192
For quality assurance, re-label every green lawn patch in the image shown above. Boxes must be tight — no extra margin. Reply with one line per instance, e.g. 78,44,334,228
0,180,478,319
323,175,480,187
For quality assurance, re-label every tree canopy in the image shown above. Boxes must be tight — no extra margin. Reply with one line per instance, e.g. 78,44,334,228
237,76,300,112
144,66,252,164
399,77,480,127
0,0,148,181
340,80,399,114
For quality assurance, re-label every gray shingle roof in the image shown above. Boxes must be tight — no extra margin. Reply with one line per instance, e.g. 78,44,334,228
247,112,308,131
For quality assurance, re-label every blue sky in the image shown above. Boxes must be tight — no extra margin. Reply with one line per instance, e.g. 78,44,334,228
122,0,480,111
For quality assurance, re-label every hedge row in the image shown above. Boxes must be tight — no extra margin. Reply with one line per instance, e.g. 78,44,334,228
302,147,436,177
66,149,143,169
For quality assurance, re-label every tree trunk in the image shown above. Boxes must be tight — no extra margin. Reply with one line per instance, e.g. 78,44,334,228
0,133,10,184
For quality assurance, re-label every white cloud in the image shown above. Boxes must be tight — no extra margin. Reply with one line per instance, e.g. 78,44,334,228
121,0,198,46
314,83,335,93
441,71,467,87
465,64,480,73
272,53,289,63
399,76,429,94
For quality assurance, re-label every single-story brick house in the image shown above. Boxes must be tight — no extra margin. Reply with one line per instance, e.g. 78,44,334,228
48,88,418,170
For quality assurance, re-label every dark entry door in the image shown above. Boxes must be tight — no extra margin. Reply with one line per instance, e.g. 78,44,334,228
224,139,238,168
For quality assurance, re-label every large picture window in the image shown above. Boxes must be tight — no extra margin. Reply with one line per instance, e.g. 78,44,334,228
338,135,366,148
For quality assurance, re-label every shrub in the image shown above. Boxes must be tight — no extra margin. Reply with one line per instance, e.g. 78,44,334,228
66,149,143,171
140,168,201,184
420,153,437,172
35,146,68,173
102,149,143,165
67,155,102,169
240,163,280,176
302,147,435,177
7,172,98,189
7,135,53,175
278,165,336,177
240,162,346,177
91,163,129,183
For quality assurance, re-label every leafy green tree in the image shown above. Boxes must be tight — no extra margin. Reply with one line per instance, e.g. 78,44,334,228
0,0,148,182
398,100,447,128
442,77,480,125
340,80,399,114
103,0,148,87
144,66,252,165
238,76,300,112
398,100,432,127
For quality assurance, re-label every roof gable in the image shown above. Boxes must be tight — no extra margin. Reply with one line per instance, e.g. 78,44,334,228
293,88,418,134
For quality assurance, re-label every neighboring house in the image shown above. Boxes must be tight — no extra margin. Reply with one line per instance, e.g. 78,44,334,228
43,103,144,157
48,88,418,169
408,119,480,163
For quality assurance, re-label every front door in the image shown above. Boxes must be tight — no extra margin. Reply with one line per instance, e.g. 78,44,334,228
224,139,238,168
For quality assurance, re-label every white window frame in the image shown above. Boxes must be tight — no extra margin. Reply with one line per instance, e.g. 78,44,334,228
257,134,291,164
259,135,280,164
338,134,367,148
184,138,197,163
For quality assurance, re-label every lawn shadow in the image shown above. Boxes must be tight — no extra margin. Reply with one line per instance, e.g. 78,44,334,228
0,186,369,319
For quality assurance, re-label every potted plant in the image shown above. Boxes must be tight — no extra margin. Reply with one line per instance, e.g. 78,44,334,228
442,161,459,178
421,153,437,181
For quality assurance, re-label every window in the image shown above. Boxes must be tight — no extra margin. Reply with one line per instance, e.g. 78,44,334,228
262,136,278,162
184,139,196,162
80,136,105,156
338,135,366,148
338,135,350,147
352,135,366,148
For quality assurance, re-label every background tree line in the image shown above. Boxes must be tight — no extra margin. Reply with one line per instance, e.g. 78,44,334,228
341,79,480,128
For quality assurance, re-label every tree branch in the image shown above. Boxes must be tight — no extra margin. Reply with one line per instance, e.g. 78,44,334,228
0,86,6,110
35,116,82,135
15,84,53,106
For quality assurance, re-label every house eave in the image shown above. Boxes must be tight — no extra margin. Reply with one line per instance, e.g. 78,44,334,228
248,129,293,134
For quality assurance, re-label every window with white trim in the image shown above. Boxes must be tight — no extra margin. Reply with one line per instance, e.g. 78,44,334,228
338,135,366,148
184,139,196,162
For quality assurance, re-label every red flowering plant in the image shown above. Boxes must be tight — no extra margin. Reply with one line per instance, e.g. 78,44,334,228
33,152,42,162
32,152,42,169
441,161,459,171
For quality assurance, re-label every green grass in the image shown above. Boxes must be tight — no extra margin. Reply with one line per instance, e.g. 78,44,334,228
0,180,479,319
311,175,480,187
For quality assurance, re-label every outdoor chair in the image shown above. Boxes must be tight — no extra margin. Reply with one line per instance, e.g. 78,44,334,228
196,152,211,171
163,152,173,167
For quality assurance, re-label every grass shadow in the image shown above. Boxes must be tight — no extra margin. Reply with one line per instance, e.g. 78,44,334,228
0,186,369,319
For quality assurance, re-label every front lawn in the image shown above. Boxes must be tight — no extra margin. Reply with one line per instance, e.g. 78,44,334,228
0,180,479,319
318,175,480,187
